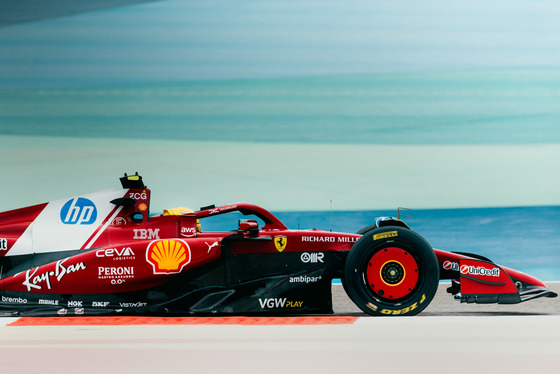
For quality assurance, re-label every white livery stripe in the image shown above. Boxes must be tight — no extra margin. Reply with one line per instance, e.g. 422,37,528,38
8,189,128,256
84,205,123,249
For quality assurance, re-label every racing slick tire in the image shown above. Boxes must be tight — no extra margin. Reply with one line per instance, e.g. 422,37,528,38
343,226,439,316
356,223,377,235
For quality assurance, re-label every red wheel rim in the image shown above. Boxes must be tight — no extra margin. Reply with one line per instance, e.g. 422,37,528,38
366,247,419,300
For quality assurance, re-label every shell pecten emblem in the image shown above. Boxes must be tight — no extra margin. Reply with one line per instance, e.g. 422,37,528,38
146,239,191,274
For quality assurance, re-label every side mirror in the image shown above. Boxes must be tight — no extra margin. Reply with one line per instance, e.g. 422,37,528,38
238,219,259,236
131,213,144,223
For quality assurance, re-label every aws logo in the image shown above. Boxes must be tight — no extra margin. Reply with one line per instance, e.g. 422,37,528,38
60,198,97,225
146,239,191,274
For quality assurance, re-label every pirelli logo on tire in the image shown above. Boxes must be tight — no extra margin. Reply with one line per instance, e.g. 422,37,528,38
377,294,427,315
373,231,398,241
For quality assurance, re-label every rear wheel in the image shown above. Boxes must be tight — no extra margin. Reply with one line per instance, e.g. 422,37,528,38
343,226,439,316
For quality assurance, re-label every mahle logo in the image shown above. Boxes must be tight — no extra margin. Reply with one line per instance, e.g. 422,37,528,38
60,197,97,225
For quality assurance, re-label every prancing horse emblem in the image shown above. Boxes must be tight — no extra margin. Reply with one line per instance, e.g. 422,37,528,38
274,236,287,252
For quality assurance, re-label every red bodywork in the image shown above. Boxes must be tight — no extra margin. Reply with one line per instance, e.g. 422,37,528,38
0,176,556,316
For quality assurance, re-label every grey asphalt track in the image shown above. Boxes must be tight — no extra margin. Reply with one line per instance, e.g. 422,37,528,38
1,283,558,374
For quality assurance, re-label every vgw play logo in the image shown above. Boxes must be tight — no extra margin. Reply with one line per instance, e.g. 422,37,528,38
60,197,97,225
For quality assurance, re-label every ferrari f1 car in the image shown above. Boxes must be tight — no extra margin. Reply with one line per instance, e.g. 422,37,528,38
0,174,556,316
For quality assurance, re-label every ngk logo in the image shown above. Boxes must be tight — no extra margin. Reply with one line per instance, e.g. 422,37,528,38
460,265,500,277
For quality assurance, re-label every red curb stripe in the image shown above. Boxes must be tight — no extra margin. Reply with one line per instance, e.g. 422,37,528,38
8,316,359,326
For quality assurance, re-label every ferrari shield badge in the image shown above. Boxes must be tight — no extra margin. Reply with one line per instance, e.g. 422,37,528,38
274,236,287,252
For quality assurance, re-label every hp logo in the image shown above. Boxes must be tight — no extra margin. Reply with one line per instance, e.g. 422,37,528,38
60,197,97,225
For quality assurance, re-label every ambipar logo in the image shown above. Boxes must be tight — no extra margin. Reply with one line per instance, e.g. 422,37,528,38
60,197,97,225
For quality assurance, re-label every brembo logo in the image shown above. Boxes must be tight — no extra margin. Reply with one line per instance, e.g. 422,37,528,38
460,265,500,277
60,197,97,225
2,296,27,304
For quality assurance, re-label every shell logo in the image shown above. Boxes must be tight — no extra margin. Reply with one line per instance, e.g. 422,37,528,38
146,239,191,274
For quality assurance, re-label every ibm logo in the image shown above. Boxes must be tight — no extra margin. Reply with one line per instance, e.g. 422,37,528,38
60,197,97,225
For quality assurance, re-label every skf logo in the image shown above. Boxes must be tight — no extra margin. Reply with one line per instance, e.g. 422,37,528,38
146,239,191,274
0,238,7,250
274,236,287,252
60,197,97,225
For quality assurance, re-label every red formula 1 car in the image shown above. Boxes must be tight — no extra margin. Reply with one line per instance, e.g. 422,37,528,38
0,174,556,316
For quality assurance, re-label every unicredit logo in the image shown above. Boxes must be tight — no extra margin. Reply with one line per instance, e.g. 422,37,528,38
443,261,459,271
460,265,500,277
